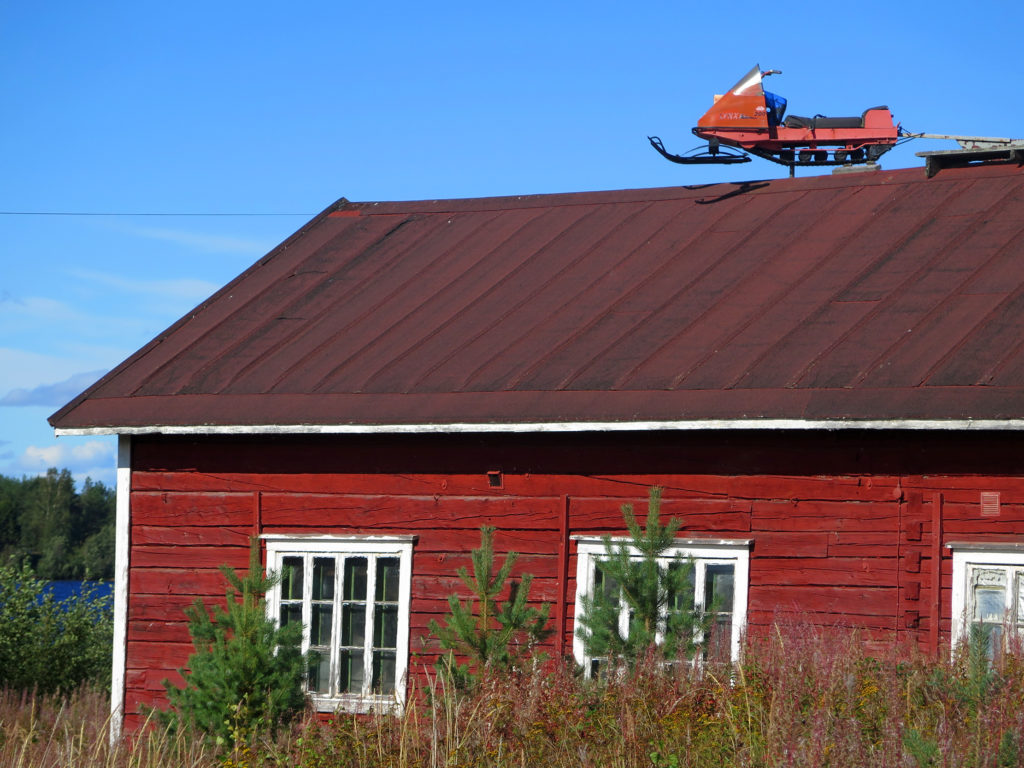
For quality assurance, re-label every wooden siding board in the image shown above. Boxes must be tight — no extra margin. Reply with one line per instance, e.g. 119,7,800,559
132,525,252,546
130,594,225,621
568,496,751,533
128,621,192,644
746,610,899,633
753,532,829,558
126,641,195,669
131,545,250,569
750,558,898,587
132,492,254,526
751,500,898,532
125,668,184,692
130,568,239,596
260,493,561,529
131,469,904,502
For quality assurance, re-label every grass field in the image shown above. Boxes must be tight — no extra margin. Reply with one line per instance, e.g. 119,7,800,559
5,622,1024,768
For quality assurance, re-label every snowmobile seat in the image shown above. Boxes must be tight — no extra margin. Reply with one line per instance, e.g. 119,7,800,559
784,107,889,130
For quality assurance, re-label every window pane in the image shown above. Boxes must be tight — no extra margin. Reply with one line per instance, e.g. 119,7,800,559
706,615,732,662
667,561,695,613
373,650,396,693
975,586,1006,623
376,558,400,602
970,622,1003,662
342,604,366,646
313,557,335,601
281,556,303,600
339,649,365,693
345,557,368,601
308,652,331,694
595,564,620,607
705,565,735,613
374,604,398,648
280,603,302,627
311,604,333,646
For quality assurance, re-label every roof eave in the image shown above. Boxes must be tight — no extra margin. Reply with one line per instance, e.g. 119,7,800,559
52,417,1024,437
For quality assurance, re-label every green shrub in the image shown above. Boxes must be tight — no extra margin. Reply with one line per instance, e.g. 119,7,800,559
0,562,112,694
162,540,307,746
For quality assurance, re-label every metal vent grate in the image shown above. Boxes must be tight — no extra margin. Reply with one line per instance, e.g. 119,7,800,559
980,491,1001,517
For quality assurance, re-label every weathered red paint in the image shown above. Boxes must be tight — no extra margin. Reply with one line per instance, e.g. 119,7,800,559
120,430,1024,722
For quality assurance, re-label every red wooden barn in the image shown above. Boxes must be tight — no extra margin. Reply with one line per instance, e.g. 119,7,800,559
51,161,1024,732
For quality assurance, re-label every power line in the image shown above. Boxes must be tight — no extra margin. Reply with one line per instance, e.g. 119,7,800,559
0,211,314,217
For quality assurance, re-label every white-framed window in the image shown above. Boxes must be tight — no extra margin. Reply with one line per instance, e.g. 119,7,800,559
950,542,1024,653
572,536,750,674
263,535,414,712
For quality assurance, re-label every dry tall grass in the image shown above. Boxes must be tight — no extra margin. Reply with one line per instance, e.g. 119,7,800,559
0,687,219,768
6,622,1024,768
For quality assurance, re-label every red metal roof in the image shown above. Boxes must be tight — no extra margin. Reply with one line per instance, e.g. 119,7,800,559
50,163,1024,432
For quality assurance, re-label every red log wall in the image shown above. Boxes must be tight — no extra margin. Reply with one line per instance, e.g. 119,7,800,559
122,430,1024,730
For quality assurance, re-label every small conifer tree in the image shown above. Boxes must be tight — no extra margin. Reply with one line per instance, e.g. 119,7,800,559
162,540,307,745
576,487,710,669
429,526,552,685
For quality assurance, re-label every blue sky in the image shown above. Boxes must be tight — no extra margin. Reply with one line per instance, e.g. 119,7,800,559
2,1,1021,488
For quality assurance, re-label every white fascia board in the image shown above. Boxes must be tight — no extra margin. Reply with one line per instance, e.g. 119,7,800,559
54,417,1024,437
109,435,131,744
572,534,753,550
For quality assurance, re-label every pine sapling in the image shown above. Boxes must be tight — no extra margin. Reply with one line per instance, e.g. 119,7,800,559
162,539,307,746
429,526,551,685
576,487,710,670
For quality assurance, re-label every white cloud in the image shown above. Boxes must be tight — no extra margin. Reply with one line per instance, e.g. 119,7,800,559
14,439,116,486
0,369,106,407
0,295,80,324
0,348,109,393
122,225,273,255
69,268,220,302
0,290,157,351
12,438,117,487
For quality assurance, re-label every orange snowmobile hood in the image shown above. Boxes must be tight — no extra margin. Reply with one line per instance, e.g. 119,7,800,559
697,65,771,130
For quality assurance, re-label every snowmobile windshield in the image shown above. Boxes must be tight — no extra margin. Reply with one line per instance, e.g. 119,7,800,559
729,65,763,96
764,91,786,126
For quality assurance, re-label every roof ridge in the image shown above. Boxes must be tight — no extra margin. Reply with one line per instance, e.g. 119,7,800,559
338,164,1024,215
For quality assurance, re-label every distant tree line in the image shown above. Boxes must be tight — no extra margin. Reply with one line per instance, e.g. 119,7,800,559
0,468,114,580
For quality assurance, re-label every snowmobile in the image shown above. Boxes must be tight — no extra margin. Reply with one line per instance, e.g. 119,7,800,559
649,65,900,169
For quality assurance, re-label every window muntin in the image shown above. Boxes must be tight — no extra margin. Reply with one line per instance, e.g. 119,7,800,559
950,544,1024,654
264,536,413,712
572,537,749,673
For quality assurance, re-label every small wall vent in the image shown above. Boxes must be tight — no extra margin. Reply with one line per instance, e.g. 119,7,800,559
980,491,1001,517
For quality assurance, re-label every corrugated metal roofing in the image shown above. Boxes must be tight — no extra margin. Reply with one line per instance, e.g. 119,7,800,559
50,163,1024,432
